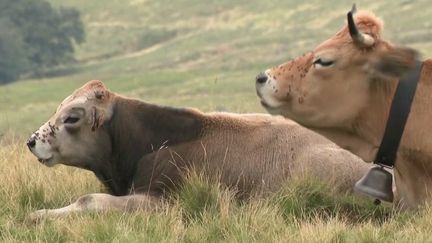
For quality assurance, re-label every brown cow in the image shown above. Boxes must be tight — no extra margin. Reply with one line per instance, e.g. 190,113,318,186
255,6,432,208
26,80,368,221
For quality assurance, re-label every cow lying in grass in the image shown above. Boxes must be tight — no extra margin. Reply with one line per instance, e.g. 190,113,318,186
255,6,431,208
26,80,368,221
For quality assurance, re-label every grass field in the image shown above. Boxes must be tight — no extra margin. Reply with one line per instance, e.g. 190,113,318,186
2,136,432,242
1,0,432,241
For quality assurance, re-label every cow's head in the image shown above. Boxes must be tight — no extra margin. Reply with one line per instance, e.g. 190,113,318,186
27,80,114,168
256,6,417,128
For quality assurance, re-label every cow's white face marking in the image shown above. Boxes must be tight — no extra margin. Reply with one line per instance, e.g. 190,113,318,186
29,121,59,166
27,80,113,168
255,11,390,128
29,98,87,166
256,69,285,108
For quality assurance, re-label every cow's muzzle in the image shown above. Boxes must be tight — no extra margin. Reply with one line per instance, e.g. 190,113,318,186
256,72,268,85
26,136,36,150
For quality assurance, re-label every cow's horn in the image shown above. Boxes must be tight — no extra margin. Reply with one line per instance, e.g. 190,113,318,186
347,4,375,47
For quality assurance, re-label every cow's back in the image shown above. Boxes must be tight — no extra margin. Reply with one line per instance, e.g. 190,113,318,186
190,113,370,195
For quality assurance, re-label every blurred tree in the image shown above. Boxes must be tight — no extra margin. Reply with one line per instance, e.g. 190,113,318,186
0,0,85,83
0,18,29,84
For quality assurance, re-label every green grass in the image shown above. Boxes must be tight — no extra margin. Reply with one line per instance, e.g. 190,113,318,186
1,0,432,241
2,140,432,242
2,138,432,242
2,0,432,137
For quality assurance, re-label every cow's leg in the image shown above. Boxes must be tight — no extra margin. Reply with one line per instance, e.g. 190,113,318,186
27,193,159,222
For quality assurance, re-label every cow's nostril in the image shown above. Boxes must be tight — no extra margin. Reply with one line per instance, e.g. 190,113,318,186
256,72,268,84
27,137,36,149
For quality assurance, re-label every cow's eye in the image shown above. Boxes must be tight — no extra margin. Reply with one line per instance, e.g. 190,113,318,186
313,58,335,67
64,116,80,124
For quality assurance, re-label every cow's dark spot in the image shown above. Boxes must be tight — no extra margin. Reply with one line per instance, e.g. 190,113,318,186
77,195,94,207
95,90,104,100
48,126,57,137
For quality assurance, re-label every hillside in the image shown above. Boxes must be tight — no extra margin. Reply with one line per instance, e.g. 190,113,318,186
2,1,432,242
0,0,431,136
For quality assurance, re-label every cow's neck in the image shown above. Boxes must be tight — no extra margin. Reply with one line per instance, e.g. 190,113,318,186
313,79,397,162
351,78,398,159
353,74,430,160
97,96,204,195
323,73,432,207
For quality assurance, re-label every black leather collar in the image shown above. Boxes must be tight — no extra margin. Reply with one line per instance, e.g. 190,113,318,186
375,60,423,167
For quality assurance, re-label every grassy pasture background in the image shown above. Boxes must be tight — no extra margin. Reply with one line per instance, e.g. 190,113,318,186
1,0,432,135
1,0,432,241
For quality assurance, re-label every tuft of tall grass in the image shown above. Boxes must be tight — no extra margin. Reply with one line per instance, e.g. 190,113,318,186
273,178,394,224
0,137,431,242
176,172,233,222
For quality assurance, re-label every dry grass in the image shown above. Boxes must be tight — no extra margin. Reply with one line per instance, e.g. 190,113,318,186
1,134,432,242
2,0,432,241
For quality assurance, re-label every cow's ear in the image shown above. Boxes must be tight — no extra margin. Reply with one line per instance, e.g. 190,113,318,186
90,106,105,131
366,47,419,80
